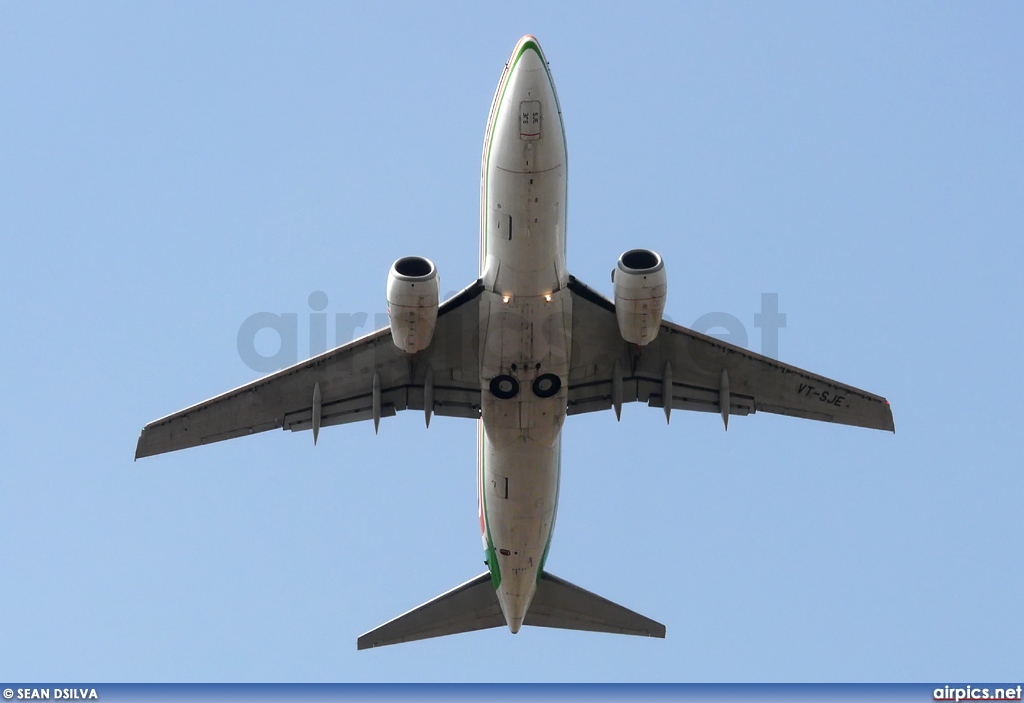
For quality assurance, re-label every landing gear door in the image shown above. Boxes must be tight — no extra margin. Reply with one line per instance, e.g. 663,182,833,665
520,100,541,140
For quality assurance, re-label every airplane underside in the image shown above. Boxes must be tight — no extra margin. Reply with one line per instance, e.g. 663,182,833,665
134,35,894,650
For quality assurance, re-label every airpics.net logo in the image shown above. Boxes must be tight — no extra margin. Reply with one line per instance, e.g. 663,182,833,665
235,290,788,373
934,685,1023,701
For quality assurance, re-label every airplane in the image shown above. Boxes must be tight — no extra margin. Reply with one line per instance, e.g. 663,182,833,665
135,35,895,649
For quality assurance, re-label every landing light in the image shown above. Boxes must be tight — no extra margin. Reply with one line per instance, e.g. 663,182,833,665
544,293,552,302
502,295,511,304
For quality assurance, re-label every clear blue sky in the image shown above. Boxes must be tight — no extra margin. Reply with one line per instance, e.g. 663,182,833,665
2,1,1022,682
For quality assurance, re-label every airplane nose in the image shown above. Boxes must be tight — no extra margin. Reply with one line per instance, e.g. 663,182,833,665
512,35,545,73
516,48,543,73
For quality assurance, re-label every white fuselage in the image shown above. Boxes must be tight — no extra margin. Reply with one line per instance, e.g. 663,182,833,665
476,36,570,632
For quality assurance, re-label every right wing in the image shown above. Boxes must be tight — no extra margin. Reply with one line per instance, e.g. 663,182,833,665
135,280,485,459
566,276,894,432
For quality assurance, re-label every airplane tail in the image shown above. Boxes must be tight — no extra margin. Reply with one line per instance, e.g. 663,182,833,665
357,571,665,649
525,572,666,638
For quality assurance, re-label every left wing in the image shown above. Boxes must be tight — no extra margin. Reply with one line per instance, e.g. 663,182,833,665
566,276,894,432
135,280,485,459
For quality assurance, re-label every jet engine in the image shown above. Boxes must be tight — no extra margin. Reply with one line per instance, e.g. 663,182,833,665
612,248,666,346
387,256,440,353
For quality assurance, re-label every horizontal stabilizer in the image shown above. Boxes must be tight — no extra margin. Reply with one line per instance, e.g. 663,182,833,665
524,572,666,638
357,570,665,649
357,573,504,650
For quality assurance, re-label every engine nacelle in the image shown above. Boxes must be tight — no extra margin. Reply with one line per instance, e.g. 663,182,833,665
612,248,667,346
387,256,439,353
